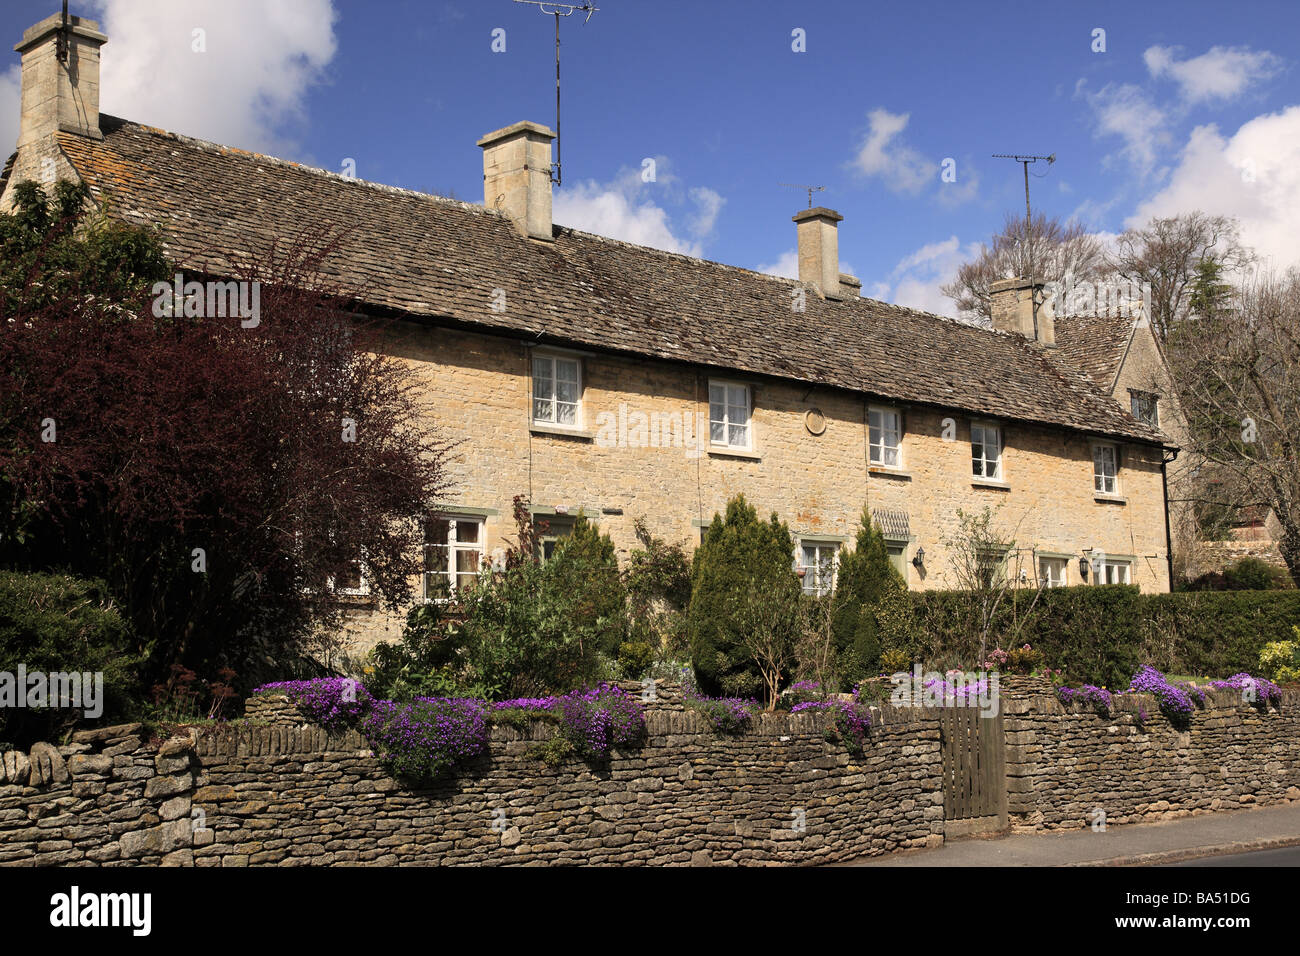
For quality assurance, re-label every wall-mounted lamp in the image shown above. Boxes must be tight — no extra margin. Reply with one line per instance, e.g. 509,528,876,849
1079,555,1090,579
912,546,925,568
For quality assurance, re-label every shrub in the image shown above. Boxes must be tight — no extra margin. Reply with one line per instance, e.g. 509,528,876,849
831,512,905,685
879,648,911,674
617,641,655,680
0,571,141,746
688,495,800,698
1223,557,1285,590
1259,638,1300,683
792,687,872,756
624,518,692,660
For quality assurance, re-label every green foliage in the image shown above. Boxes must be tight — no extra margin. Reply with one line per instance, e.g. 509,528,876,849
0,571,142,746
1223,557,1285,590
909,585,1300,688
687,495,801,698
1259,636,1300,683
623,518,692,661
526,734,575,768
830,511,906,686
617,640,655,680
0,180,168,307
374,511,625,700
879,648,911,674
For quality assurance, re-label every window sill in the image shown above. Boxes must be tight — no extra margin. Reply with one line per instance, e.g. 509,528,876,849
1094,494,1128,505
971,478,1010,490
868,466,911,480
708,446,761,461
530,423,594,441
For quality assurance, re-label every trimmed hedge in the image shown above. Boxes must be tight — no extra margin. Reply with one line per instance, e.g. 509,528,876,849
908,585,1300,689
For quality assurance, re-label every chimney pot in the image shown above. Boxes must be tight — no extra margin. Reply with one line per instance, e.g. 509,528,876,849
477,121,555,241
793,206,844,300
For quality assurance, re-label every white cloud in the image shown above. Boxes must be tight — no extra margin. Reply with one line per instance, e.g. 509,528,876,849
865,235,983,319
86,0,338,155
1144,45,1282,104
687,186,725,238
1078,80,1171,177
1128,107,1300,270
0,65,19,157
851,108,936,194
554,162,723,257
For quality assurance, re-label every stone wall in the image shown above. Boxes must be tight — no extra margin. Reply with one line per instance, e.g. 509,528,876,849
1005,688,1300,831
3,687,1297,866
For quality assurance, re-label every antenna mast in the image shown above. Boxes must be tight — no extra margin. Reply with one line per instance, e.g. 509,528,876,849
514,1,599,187
779,183,825,209
992,152,1056,339
57,0,69,64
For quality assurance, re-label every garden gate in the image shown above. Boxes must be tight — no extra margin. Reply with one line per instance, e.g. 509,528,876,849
938,706,1007,837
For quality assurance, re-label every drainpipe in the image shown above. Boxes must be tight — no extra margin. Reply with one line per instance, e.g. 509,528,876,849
1161,447,1180,591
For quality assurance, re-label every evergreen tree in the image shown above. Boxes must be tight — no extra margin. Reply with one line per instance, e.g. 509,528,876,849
831,510,906,684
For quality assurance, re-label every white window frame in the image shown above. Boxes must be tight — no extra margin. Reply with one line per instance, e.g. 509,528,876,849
1093,443,1119,495
1093,559,1131,586
796,539,840,596
708,379,752,451
531,353,583,429
971,422,1003,481
423,516,485,601
868,406,903,468
1038,556,1068,588
330,547,370,597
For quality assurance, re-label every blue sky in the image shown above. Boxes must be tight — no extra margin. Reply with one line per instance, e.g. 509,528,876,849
4,0,1299,316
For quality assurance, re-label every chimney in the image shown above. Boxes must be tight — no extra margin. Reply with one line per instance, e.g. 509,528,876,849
989,276,1055,346
793,207,844,300
14,12,107,147
477,121,555,241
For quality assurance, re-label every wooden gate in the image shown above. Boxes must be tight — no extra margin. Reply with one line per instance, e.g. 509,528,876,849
939,707,1007,837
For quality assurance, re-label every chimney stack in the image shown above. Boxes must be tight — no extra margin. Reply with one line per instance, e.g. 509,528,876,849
14,12,107,147
477,121,555,241
793,207,844,300
990,276,1055,346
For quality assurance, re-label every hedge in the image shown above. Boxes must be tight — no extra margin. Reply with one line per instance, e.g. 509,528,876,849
907,585,1300,689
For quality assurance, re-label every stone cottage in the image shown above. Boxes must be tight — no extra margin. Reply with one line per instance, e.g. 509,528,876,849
2,12,1180,651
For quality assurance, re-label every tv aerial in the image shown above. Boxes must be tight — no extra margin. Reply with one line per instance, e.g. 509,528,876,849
514,1,600,186
779,183,826,209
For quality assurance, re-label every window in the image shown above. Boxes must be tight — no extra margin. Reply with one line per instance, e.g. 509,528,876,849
536,514,576,561
424,516,484,599
869,407,902,467
1093,443,1119,495
709,381,751,450
971,423,1002,480
1131,391,1159,428
976,547,1009,589
532,354,581,427
886,542,909,585
1094,560,1131,585
331,553,369,596
1038,556,1068,588
796,540,839,596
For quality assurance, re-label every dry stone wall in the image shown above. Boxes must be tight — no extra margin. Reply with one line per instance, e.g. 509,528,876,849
2,687,1298,866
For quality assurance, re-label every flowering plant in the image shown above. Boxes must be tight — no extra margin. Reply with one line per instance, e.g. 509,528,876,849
794,686,872,755
681,666,758,734
362,696,489,780
1208,673,1282,708
1056,683,1112,715
254,677,373,730
1128,665,1194,725
555,683,645,759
